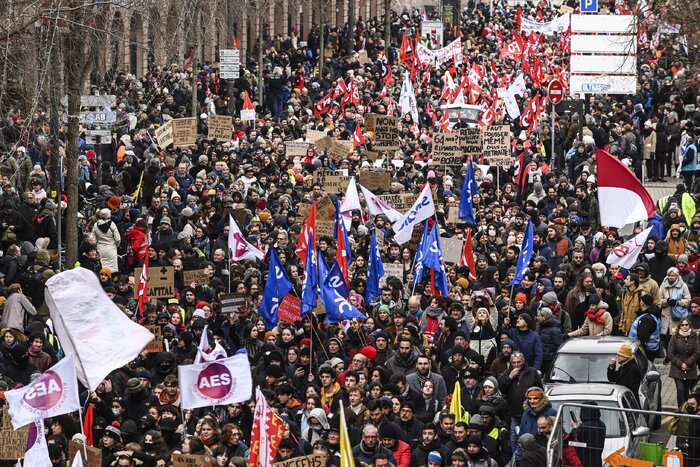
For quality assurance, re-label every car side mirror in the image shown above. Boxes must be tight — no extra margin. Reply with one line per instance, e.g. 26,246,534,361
647,371,660,382
632,426,650,437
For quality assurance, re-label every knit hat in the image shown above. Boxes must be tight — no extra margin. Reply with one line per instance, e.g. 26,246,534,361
326,357,344,368
588,294,601,306
264,331,278,341
515,293,527,303
181,207,193,218
360,346,377,362
427,451,442,464
100,267,112,276
678,254,690,265
518,313,533,328
641,294,654,307
456,277,470,290
692,296,700,307
538,307,553,320
500,338,515,350
467,435,483,447
542,291,558,304
482,376,498,390
265,364,284,378
107,196,121,210
104,424,121,441
259,211,271,222
617,343,633,359
378,304,392,315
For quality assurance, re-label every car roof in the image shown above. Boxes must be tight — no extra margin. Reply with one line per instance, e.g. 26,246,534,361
556,336,640,354
546,383,631,399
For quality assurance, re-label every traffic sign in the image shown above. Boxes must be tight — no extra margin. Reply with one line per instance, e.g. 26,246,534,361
547,79,564,105
80,110,116,125
219,49,240,80
580,0,598,13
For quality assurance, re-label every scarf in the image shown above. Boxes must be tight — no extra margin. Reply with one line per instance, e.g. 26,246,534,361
425,306,443,319
680,329,693,337
27,346,43,357
678,262,690,275
585,306,606,325
481,391,504,407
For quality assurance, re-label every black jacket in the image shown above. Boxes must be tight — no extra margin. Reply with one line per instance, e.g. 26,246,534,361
607,358,643,402
573,403,606,467
521,444,547,467
498,363,543,418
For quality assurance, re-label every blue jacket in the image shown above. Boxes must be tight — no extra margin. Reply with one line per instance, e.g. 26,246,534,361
681,142,697,172
510,328,543,370
537,317,563,363
520,399,557,437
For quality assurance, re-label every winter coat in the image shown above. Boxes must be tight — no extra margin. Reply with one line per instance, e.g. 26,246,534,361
572,404,606,467
94,219,121,271
520,396,557,437
568,303,613,337
521,444,547,467
497,362,543,419
126,226,149,266
607,357,643,402
389,440,411,467
0,292,37,332
668,332,700,380
509,328,543,370
537,317,563,363
642,130,657,160
466,305,499,359
659,276,691,334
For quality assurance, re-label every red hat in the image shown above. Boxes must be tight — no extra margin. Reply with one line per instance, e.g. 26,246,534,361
255,199,266,210
360,346,377,362
86,149,96,160
196,301,209,310
107,196,121,210
515,293,527,303
300,338,311,348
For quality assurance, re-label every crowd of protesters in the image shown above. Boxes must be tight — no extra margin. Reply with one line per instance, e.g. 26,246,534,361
0,0,700,466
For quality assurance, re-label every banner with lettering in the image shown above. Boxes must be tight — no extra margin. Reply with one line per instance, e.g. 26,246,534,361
178,354,252,409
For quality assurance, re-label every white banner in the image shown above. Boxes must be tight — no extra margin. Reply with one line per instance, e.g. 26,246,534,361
6,354,80,429
417,38,464,66
606,227,653,270
45,268,155,391
178,354,252,409
22,422,51,465
520,13,570,36
359,184,402,222
392,184,436,245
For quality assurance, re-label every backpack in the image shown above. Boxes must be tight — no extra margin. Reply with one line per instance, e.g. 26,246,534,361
113,170,126,195
18,265,49,307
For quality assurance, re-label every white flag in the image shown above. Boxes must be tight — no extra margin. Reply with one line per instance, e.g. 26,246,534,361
340,177,361,231
6,354,80,429
392,184,436,245
178,353,252,409
228,215,264,261
398,73,420,126
22,421,51,465
71,449,85,467
194,325,228,364
45,268,155,391
606,227,653,270
359,184,402,223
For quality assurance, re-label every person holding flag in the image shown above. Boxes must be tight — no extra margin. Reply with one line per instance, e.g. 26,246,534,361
259,248,294,329
459,160,477,224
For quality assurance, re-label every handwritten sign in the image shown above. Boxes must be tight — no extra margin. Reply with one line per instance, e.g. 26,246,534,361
380,263,404,286
274,453,326,467
441,236,465,264
314,170,350,193
306,129,328,143
482,125,511,159
315,136,334,152
134,266,175,300
155,120,174,148
286,141,313,157
316,219,335,238
207,115,232,140
328,139,354,161
446,199,461,224
278,294,302,324
0,407,28,460
375,228,385,250
220,293,247,313
358,171,391,191
315,195,336,220
172,453,213,467
365,114,399,150
489,156,513,168
433,132,463,166
365,150,380,161
460,128,483,154
145,325,164,353
68,440,103,467
183,268,210,286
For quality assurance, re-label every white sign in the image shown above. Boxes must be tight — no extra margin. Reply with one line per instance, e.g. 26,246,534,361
421,20,444,50
520,13,570,36
570,14,633,33
219,49,240,80
570,55,636,74
417,38,464,66
569,75,637,95
571,34,635,54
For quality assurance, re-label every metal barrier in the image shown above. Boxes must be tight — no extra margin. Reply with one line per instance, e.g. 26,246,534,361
546,402,700,467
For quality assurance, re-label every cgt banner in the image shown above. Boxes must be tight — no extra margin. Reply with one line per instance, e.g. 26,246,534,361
178,354,252,409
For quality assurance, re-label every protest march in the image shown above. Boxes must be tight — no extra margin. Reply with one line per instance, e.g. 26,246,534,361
0,0,699,466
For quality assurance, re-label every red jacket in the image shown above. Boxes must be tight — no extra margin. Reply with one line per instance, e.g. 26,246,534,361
391,440,411,467
126,226,149,266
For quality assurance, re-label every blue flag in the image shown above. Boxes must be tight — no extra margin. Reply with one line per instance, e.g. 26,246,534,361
366,230,384,302
412,221,430,289
423,226,449,296
333,197,352,262
259,248,294,328
301,230,318,316
459,161,477,224
322,261,366,324
509,221,534,286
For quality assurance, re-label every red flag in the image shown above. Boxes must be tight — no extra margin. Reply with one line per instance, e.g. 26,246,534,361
232,34,238,49
83,403,94,446
333,77,348,100
137,254,149,319
249,389,286,467
514,151,531,193
296,201,316,265
460,229,477,281
336,224,350,284
353,124,365,147
516,7,523,29
500,36,525,60
183,52,194,71
313,90,334,117
242,91,254,110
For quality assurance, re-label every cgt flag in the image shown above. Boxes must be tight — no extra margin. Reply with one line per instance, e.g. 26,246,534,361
606,227,653,270
393,183,435,245
6,354,81,429
178,353,252,409
249,387,286,467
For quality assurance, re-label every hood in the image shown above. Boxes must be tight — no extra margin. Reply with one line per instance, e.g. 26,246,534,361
308,408,330,429
35,249,50,265
579,401,602,422
523,393,552,413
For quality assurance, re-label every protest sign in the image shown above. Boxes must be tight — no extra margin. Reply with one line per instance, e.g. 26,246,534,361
358,171,391,191
134,266,175,300
68,440,102,467
460,128,483,154
155,120,174,148
207,115,232,140
365,150,380,161
316,219,335,238
316,195,336,220
305,129,327,143
365,114,399,150
145,325,164,353
441,236,465,264
375,228,385,250
0,407,28,460
220,293,247,313
446,199,460,224
489,157,513,168
297,203,312,223
328,139,354,161
315,136,334,152
314,170,350,193
482,125,511,159
380,263,404,286
286,141,313,156
278,294,302,324
274,454,326,467
432,132,463,166
358,49,371,64
183,268,210,285
172,453,214,467
172,118,197,147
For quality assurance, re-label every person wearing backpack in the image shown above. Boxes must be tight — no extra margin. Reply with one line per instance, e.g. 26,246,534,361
18,248,55,312
0,283,37,333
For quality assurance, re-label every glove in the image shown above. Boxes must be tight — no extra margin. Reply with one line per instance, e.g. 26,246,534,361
668,299,677,307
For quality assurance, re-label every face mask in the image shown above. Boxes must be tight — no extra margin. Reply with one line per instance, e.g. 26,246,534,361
488,230,496,236
112,408,122,416
143,442,154,450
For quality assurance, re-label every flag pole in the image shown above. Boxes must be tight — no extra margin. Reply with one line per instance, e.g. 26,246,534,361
77,405,89,460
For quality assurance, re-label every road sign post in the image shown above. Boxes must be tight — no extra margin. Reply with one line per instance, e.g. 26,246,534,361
580,0,598,13
548,79,564,171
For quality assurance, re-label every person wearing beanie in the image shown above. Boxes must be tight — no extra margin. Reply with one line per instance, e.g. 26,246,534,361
426,450,444,467
379,423,411,467
519,432,547,467
676,254,696,288
570,401,606,467
465,434,498,466
489,334,515,377
567,293,613,339
534,307,562,374
518,386,555,461
628,293,663,362
509,314,543,370
608,343,643,402
540,290,573,334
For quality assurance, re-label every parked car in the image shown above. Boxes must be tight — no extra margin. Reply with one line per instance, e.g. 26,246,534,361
544,336,662,428
546,384,650,462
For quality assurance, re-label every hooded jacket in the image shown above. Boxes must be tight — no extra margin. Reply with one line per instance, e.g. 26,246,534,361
572,402,606,467
509,323,543,370
519,392,557,437
537,316,563,363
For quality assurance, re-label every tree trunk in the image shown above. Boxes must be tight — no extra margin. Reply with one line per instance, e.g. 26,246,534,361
384,0,391,53
257,10,264,106
347,0,354,55
318,7,325,79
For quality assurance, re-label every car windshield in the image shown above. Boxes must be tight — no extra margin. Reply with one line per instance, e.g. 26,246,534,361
550,400,627,438
547,353,613,383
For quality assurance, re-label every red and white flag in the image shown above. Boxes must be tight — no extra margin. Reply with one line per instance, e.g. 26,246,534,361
597,148,655,228
178,354,252,409
228,215,264,261
194,325,228,364
460,228,477,281
295,201,316,266
353,124,365,147
313,90,334,117
249,387,286,467
6,354,81,429
333,77,348,100
240,91,255,122
137,255,148,319
606,227,653,270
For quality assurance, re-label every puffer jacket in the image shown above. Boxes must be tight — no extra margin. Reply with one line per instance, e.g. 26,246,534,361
519,395,557,437
537,316,563,364
668,332,700,380
659,275,691,334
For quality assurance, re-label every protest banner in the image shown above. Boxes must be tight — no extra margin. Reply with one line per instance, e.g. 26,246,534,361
278,294,302,324
377,194,404,210
155,120,174,148
134,266,175,300
314,170,350,193
315,136,334,152
358,171,391,191
328,139,354,161
68,440,103,467
432,132,463,166
145,325,164,353
380,263,404,286
183,268,210,285
207,115,232,140
285,141,313,156
172,453,214,467
297,203,312,223
274,453,326,467
446,199,460,224
460,128,483,154
0,407,28,460
441,236,465,264
305,129,327,143
365,114,399,150
489,157,513,168
220,293,247,313
482,125,511,159
172,118,197,147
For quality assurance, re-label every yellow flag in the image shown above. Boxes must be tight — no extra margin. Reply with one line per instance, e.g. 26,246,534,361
339,401,355,467
450,381,470,423
131,171,144,200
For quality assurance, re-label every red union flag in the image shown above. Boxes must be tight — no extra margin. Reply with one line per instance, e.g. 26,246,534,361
249,388,286,467
606,227,653,270
228,215,264,261
137,254,149,318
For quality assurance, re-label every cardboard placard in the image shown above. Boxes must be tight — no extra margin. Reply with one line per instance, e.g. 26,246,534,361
306,129,328,143
441,236,465,265
145,325,164,353
286,140,313,157
358,50,371,64
446,199,461,224
365,114,399,150
172,118,197,147
207,115,232,140
358,171,391,192
278,294,302,324
314,170,350,193
315,136,334,152
183,268,210,285
375,228,385,250
68,439,103,467
316,219,335,238
365,150,380,161
0,406,27,460
155,120,174,148
328,139,354,161
460,128,483,154
482,125,511,160
172,453,213,467
220,293,247,313
432,132,463,166
380,263,404,286
235,208,248,225
315,195,336,220
274,453,325,467
133,266,175,300
297,203,312,223
408,228,423,252
489,156,513,168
